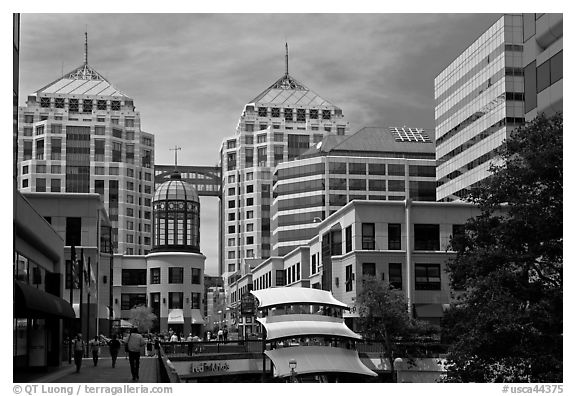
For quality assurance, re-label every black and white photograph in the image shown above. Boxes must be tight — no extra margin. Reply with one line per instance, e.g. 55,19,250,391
11,9,563,391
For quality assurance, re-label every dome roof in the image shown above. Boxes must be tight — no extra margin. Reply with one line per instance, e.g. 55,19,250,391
153,172,199,202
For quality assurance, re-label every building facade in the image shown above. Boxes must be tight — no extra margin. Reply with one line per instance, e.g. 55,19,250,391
112,173,206,336
22,193,113,338
229,200,481,331
219,47,350,282
16,37,155,255
521,13,562,120
434,14,526,201
272,126,436,256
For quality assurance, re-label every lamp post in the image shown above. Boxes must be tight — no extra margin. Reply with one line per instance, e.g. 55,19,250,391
393,357,403,383
289,359,297,383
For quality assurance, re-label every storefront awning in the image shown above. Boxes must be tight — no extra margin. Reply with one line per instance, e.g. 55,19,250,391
168,309,184,324
265,346,377,377
251,288,348,309
190,309,205,324
14,281,75,319
120,319,135,328
257,317,361,341
414,304,444,318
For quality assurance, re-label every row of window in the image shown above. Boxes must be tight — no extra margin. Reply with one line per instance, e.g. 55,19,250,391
351,262,440,291
524,50,562,113
122,267,202,285
253,107,333,121
36,98,124,112
122,292,202,310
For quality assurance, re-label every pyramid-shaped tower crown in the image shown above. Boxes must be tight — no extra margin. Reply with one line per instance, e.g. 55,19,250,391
248,43,340,109
34,33,129,99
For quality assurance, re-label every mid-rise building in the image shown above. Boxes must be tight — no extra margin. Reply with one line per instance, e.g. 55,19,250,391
434,14,526,201
22,193,113,338
219,46,350,281
272,126,436,255
16,35,155,254
521,13,562,120
112,172,206,336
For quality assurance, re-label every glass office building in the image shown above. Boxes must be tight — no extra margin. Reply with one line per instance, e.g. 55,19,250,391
434,14,525,201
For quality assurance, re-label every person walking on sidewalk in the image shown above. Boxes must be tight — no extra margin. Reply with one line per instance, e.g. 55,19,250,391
89,336,101,367
72,333,86,373
108,334,121,368
126,328,146,381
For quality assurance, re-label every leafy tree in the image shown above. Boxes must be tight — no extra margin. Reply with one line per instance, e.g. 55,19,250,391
442,113,563,382
357,278,434,381
128,305,157,333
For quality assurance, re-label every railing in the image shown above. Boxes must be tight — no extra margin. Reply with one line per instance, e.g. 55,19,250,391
157,344,180,383
160,340,262,358
159,340,448,359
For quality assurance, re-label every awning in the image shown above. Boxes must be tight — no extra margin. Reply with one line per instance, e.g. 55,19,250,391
168,309,184,324
265,346,377,377
14,281,75,319
73,303,80,317
414,304,444,318
120,319,135,328
251,288,348,309
190,309,205,325
257,317,361,341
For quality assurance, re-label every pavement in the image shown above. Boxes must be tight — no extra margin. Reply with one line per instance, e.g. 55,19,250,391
16,356,159,383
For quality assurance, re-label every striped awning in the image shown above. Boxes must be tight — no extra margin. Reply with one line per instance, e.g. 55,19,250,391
265,345,377,377
257,317,361,341
251,288,348,309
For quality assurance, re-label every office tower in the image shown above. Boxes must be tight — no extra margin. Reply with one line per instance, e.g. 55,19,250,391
434,15,526,201
272,126,436,256
219,45,349,277
521,13,562,120
16,35,155,254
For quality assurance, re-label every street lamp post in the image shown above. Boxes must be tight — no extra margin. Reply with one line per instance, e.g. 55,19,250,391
289,359,297,383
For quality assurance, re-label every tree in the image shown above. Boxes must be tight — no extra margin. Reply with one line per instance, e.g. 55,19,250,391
357,278,434,381
128,305,157,333
442,113,563,382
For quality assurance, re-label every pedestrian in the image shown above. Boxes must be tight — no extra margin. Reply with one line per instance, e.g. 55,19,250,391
218,328,224,341
72,333,85,373
206,331,211,341
186,333,193,342
89,336,100,367
126,328,146,381
108,334,121,368
223,327,228,342
154,337,160,356
170,332,179,342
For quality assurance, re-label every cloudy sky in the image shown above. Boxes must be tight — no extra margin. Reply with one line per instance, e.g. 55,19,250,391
18,13,500,275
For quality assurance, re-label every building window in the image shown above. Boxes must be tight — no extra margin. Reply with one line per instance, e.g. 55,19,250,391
122,269,146,285
337,126,346,135
524,61,537,113
94,126,105,135
168,267,184,284
362,223,375,250
35,139,44,159
257,134,267,144
168,292,183,309
246,236,254,245
50,178,61,192
414,224,440,251
276,270,285,286
125,118,135,128
258,107,268,117
150,268,160,284
228,251,235,259
345,264,353,292
284,108,293,121
362,263,376,277
191,268,201,284
451,224,466,252
415,264,441,290
388,223,401,250
35,178,46,192
388,180,405,192
22,179,28,188
257,147,267,166
228,225,235,233
227,139,236,149
388,164,405,176
65,217,82,246
245,123,254,132
271,107,280,117
35,164,46,173
191,292,201,309
246,223,254,232
345,225,352,253
126,208,134,217
121,294,146,310
388,263,402,289
322,110,331,120
246,197,253,206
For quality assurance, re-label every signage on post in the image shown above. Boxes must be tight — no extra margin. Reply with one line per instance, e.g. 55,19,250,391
240,293,256,316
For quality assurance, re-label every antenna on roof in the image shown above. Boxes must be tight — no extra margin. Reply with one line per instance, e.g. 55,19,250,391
285,42,289,76
170,145,182,173
84,29,88,65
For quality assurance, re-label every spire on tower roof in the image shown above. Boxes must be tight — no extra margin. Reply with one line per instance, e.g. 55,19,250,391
84,31,88,65
285,42,289,76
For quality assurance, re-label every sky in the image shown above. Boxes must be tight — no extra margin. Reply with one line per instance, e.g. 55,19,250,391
17,13,501,276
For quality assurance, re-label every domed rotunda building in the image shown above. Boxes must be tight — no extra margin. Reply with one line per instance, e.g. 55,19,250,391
147,171,206,335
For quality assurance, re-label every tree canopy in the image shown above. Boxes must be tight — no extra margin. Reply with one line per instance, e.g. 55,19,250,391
128,305,157,333
442,113,563,382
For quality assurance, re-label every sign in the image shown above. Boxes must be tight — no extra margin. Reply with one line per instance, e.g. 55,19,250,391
240,293,256,316
191,361,230,374
175,358,263,378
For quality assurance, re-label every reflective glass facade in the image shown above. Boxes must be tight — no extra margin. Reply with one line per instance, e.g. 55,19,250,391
435,14,525,201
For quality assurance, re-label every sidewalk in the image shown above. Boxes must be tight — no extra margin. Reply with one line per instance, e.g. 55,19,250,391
19,356,159,383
